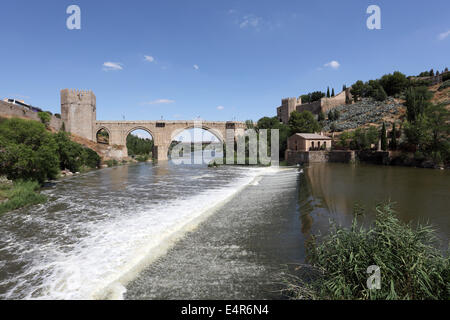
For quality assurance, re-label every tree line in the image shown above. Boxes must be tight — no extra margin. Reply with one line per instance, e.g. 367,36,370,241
0,117,101,183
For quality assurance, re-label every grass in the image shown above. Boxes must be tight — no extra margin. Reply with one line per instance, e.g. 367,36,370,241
286,203,449,300
105,159,119,167
0,180,47,214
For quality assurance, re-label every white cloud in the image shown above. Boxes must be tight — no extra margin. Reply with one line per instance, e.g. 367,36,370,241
102,62,123,71
144,55,155,62
239,14,262,29
438,30,450,40
193,64,199,70
324,60,340,70
217,105,224,110
143,99,175,105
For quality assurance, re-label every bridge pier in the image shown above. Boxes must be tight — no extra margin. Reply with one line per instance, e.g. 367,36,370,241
153,144,170,161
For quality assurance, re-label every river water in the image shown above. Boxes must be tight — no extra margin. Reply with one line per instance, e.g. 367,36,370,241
0,160,448,300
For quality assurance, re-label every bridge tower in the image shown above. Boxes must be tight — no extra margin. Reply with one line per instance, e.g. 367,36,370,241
61,89,96,141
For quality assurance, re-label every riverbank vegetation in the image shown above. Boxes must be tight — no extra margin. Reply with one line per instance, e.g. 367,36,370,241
0,180,46,214
287,203,449,300
126,134,153,158
0,117,101,213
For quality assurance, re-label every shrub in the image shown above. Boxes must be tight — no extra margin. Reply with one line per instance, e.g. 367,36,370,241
38,112,51,127
372,84,388,101
438,80,450,91
106,159,119,167
289,203,449,300
83,148,101,169
442,73,450,82
0,180,47,214
0,118,59,183
135,154,149,162
0,118,100,182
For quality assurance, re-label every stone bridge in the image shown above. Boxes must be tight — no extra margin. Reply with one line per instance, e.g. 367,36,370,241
60,89,246,160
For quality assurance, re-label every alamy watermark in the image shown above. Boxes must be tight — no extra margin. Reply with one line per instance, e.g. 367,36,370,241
367,265,381,290
366,5,381,30
170,121,279,166
66,5,81,30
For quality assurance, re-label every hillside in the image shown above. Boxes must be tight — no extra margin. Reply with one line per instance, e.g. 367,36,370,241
322,84,450,133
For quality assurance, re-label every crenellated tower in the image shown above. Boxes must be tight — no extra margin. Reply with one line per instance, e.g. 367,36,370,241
60,89,96,141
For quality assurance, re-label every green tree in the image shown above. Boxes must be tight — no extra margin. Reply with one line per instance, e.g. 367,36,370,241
331,88,335,97
404,116,430,154
54,131,85,172
326,87,330,98
380,122,387,151
38,112,51,127
328,110,334,121
350,80,365,101
379,71,408,96
311,91,325,102
424,104,450,158
372,83,388,101
318,111,325,122
389,123,398,150
127,134,154,157
0,118,59,183
288,111,322,134
405,86,433,122
333,109,340,121
256,116,290,159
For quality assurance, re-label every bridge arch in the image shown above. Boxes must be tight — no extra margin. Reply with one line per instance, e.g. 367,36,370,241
124,126,155,143
170,125,225,144
96,126,111,145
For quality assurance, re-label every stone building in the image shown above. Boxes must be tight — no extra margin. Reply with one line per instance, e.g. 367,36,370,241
285,133,355,165
287,133,332,152
277,88,353,124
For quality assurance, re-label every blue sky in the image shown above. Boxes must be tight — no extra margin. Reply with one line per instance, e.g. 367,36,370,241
0,0,449,122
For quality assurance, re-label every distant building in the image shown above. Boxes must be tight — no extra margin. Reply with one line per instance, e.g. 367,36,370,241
2,98,42,113
287,133,332,152
277,88,353,124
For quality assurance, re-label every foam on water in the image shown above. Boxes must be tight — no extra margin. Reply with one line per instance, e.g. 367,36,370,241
1,166,279,300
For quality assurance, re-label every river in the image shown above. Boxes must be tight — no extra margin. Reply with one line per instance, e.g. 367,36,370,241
0,160,448,300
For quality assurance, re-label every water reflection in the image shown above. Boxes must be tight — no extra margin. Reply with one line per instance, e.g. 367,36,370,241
298,163,450,244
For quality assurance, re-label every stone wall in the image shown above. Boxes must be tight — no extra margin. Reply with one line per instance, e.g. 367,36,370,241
320,90,347,113
296,100,322,115
285,150,355,165
0,100,62,130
